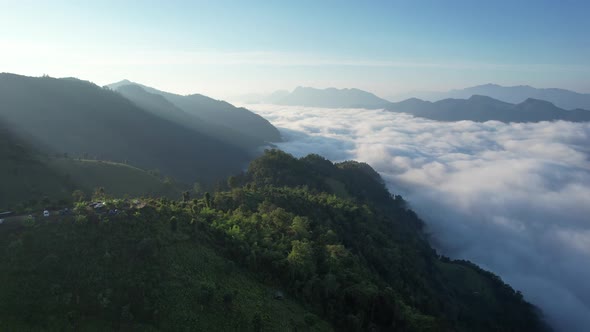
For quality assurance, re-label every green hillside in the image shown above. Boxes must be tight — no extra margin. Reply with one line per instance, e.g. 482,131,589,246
50,158,183,200
0,150,548,331
0,125,74,210
0,208,330,331
0,123,182,210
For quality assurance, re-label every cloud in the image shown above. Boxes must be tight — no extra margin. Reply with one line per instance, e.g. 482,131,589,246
248,104,590,332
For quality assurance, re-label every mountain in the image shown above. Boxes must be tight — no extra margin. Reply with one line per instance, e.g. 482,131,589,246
112,84,268,151
388,95,590,122
0,73,251,184
0,119,181,211
107,80,281,144
272,86,391,109
0,150,549,331
265,89,290,104
0,120,74,209
49,158,182,200
391,83,590,110
254,84,590,122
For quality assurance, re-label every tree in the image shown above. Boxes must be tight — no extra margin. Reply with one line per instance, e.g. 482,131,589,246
193,182,203,196
252,313,263,332
204,192,211,208
291,216,310,239
223,292,234,309
287,240,315,277
227,176,238,189
72,190,85,203
92,187,106,201
170,216,178,232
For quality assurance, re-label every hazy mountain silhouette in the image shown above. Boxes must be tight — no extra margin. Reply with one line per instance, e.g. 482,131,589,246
108,80,281,143
0,73,251,184
391,83,590,110
261,85,590,122
272,86,391,108
265,89,290,103
388,94,590,122
113,84,272,151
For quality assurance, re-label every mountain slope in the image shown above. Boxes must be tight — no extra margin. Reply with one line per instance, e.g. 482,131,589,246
0,149,549,331
388,94,590,122
50,158,182,200
0,202,330,331
394,83,590,110
0,121,74,210
273,86,391,109
108,80,281,143
0,122,180,210
0,73,250,184
113,84,268,151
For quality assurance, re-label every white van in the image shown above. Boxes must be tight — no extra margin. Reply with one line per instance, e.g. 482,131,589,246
43,210,50,217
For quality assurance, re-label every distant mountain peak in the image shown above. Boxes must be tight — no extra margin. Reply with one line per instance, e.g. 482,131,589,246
412,83,590,110
518,98,557,108
468,94,498,101
276,86,391,109
111,79,133,85
477,83,502,88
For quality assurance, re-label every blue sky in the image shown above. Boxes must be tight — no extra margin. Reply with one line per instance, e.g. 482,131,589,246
1,0,589,98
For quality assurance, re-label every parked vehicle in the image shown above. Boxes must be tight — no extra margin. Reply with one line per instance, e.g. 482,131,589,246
0,211,13,218
43,210,50,217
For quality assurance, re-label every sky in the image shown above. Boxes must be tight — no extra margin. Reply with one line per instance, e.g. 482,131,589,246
247,103,590,332
1,0,590,98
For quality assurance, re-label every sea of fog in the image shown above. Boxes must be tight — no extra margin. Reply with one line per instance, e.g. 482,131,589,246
245,104,590,332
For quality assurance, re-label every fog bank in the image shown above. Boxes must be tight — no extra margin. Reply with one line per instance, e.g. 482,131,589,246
247,104,590,332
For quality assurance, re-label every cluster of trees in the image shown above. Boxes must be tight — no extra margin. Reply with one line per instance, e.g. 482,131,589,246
0,150,548,331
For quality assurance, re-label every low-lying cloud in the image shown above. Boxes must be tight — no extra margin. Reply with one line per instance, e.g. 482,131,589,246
248,104,590,332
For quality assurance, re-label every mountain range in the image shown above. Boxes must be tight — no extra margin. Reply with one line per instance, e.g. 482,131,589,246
0,73,280,186
108,80,281,145
388,95,590,122
390,83,590,110
272,86,391,109
262,85,590,123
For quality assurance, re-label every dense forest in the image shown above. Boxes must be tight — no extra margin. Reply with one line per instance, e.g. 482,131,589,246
0,150,549,331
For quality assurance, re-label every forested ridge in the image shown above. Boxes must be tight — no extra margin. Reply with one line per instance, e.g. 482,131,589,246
0,150,549,331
